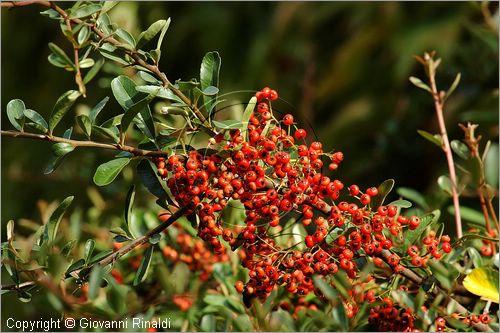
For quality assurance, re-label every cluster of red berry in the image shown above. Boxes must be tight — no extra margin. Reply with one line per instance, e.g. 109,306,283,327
162,225,229,281
368,299,415,332
152,87,453,306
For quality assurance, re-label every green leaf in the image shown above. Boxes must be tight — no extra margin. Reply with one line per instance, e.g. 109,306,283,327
111,76,159,136
23,109,48,132
397,187,429,210
133,246,154,285
44,155,67,174
79,58,95,69
44,196,74,244
123,186,135,238
120,94,158,137
92,125,119,143
200,51,221,112
437,175,453,196
213,119,242,130
241,96,257,132
88,265,103,300
447,206,485,226
115,29,136,47
84,239,95,263
451,140,470,160
77,26,91,45
200,314,216,332
40,8,61,19
484,143,499,188
313,275,338,302
405,211,439,246
388,199,412,208
76,115,92,137
48,53,70,69
70,3,102,19
48,43,74,69
138,71,160,84
51,143,75,157
136,19,168,50
444,73,461,102
463,267,499,303
101,1,118,14
417,129,442,148
93,158,130,186
88,96,109,124
66,258,85,275
136,85,182,103
49,90,80,133
136,159,169,199
6,99,26,131
156,17,170,52
83,58,105,84
409,76,432,93
202,86,219,96
134,108,156,141
370,179,395,209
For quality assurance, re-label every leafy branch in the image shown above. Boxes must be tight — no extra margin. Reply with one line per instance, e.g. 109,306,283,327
410,52,463,238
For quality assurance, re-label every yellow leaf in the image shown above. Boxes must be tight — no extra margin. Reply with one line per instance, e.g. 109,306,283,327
463,267,499,303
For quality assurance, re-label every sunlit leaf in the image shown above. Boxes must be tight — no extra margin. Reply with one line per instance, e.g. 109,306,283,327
463,267,499,303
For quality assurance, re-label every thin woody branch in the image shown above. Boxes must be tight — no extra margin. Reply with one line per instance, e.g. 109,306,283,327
1,130,169,158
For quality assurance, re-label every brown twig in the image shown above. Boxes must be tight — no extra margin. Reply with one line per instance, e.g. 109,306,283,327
424,54,463,238
1,130,169,157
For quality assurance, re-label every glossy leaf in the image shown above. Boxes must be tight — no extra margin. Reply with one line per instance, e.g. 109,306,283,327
44,196,74,245
116,29,136,47
49,90,80,132
84,239,95,263
417,129,442,148
76,115,92,137
136,19,168,50
123,185,135,238
437,175,453,196
70,3,102,19
200,314,216,332
83,58,105,84
450,140,469,160
44,155,67,174
463,267,499,303
92,125,119,143
136,85,182,103
65,258,85,275
88,96,110,124
48,43,74,69
51,143,75,157
370,179,395,209
88,265,103,300
6,99,26,131
133,246,153,285
156,17,171,53
405,210,439,247
200,51,221,112
93,158,131,186
79,58,95,68
213,119,242,130
137,159,169,199
23,109,48,132
77,26,91,45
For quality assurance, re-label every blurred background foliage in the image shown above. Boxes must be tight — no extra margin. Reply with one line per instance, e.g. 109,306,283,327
1,1,498,327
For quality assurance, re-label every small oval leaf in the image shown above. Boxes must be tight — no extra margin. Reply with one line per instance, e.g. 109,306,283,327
93,158,131,186
133,246,154,285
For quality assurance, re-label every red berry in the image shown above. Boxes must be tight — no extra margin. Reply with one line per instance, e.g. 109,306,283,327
283,114,294,126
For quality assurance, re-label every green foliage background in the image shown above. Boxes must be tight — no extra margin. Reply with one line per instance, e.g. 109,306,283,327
1,1,498,328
